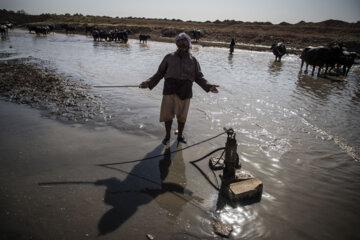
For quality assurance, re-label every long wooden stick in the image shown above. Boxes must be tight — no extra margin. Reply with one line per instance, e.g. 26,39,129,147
93,85,139,88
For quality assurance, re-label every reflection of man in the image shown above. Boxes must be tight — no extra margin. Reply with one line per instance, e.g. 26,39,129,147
140,32,219,145
156,144,187,218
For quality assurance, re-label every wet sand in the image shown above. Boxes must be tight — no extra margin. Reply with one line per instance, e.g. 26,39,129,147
0,100,220,239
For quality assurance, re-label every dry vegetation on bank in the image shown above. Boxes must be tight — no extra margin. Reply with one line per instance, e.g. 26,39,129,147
1,9,360,53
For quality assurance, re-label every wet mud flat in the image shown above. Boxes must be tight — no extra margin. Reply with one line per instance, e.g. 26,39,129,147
0,58,109,124
0,58,223,239
0,99,222,240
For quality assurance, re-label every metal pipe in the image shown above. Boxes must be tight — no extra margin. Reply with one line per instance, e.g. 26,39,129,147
223,128,238,181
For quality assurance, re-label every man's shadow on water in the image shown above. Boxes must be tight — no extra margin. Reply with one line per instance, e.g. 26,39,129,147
93,142,198,235
38,142,195,235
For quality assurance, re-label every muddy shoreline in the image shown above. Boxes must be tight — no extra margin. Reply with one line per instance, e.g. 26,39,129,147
0,58,110,125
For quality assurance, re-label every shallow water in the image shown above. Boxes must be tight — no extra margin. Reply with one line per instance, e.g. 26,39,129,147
1,30,360,239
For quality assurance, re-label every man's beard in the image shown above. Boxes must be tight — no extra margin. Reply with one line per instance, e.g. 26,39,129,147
177,47,189,57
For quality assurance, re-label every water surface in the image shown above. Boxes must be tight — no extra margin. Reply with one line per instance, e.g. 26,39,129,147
1,30,360,239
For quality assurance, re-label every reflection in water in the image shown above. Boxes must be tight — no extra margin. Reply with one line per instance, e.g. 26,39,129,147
296,73,334,101
227,54,234,68
267,61,283,77
155,143,193,219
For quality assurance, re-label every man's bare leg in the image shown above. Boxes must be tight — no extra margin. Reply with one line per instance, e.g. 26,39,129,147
177,121,187,144
164,120,172,140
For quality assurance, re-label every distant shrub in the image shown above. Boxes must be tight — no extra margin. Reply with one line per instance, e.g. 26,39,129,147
17,10,27,15
161,28,182,37
279,21,290,25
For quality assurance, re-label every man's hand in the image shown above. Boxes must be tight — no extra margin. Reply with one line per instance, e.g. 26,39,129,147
210,85,219,93
139,81,149,89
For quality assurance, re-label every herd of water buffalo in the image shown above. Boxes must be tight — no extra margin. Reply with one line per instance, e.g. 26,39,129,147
270,41,356,76
1,23,358,77
300,42,357,76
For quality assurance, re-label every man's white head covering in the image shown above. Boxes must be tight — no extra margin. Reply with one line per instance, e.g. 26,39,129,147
175,32,192,49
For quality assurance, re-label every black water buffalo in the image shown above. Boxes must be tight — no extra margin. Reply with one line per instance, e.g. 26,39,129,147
92,30,109,41
60,24,75,34
270,42,286,62
26,25,51,35
65,26,75,34
300,42,343,76
4,22,13,31
337,51,357,76
92,30,100,41
27,24,37,33
34,26,50,35
0,25,8,36
115,31,129,43
300,46,312,73
92,29,128,43
191,30,201,42
139,34,150,43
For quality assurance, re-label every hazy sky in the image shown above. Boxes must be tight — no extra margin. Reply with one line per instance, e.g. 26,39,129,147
1,0,359,24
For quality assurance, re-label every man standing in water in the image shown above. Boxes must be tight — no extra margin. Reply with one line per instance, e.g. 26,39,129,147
139,32,219,145
229,38,235,54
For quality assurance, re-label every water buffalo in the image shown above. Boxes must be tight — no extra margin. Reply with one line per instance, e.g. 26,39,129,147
191,30,201,42
60,24,75,34
300,42,343,76
26,25,51,35
27,24,38,33
92,30,109,41
5,23,13,31
0,25,8,36
92,30,100,41
99,30,109,41
270,42,286,62
139,34,150,43
65,26,75,35
115,31,129,43
337,51,357,76
300,46,312,73
34,26,50,35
